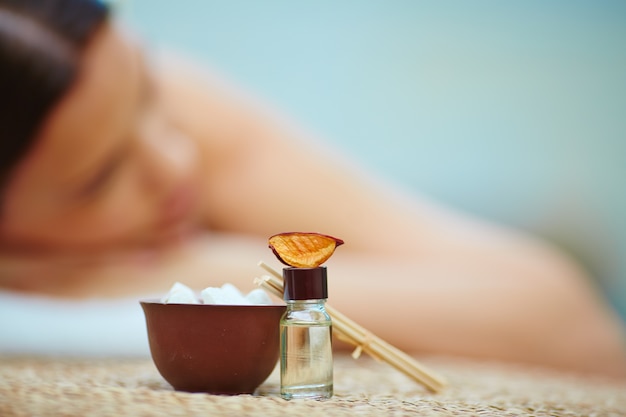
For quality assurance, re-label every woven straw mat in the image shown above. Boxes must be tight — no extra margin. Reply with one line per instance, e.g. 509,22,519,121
1,353,625,416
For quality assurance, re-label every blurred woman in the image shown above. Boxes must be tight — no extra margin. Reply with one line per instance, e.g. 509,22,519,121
0,0,624,377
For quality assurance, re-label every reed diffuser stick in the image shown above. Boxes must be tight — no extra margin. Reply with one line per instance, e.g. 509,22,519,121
256,261,447,393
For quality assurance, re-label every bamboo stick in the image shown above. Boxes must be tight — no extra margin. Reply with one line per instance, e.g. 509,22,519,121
256,261,447,393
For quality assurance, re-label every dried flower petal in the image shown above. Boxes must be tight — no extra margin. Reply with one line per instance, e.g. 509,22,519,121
268,232,344,268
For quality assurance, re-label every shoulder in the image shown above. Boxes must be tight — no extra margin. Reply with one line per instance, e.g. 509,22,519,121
149,50,274,161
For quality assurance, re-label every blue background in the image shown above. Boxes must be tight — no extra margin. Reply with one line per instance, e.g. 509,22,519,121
118,1,626,319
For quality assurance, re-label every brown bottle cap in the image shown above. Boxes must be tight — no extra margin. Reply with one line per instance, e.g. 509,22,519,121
283,267,328,300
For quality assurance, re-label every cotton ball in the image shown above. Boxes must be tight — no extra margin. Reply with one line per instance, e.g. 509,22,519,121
161,282,199,304
245,288,272,305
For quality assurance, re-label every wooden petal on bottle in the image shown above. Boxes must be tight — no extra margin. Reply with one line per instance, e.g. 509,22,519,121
268,232,344,268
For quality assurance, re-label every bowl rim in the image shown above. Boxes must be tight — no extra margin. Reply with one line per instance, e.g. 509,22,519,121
139,299,286,307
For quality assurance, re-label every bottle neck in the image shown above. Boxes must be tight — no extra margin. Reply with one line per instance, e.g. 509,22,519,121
285,299,327,307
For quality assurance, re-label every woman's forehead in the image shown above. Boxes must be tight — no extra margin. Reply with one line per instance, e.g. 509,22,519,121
18,23,142,188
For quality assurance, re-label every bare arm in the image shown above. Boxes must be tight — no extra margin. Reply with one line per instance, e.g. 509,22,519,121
153,55,626,377
5,53,623,377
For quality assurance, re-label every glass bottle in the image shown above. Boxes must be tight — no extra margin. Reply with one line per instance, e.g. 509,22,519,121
280,266,333,400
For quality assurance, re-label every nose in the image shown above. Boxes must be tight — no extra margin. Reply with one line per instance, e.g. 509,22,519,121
138,119,197,199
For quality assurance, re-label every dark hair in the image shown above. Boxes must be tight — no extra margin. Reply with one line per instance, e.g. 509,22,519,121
0,0,109,187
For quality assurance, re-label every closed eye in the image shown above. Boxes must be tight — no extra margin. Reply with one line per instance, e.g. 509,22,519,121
75,143,130,199
74,48,155,200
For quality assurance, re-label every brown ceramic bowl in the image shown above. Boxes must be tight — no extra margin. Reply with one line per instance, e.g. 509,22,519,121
140,300,285,395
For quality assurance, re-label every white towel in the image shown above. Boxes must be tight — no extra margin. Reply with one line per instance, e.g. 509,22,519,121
0,291,151,357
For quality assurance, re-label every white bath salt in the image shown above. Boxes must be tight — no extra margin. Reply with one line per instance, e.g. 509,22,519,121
161,282,199,304
220,283,251,304
245,288,273,305
161,282,274,305
201,286,249,305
